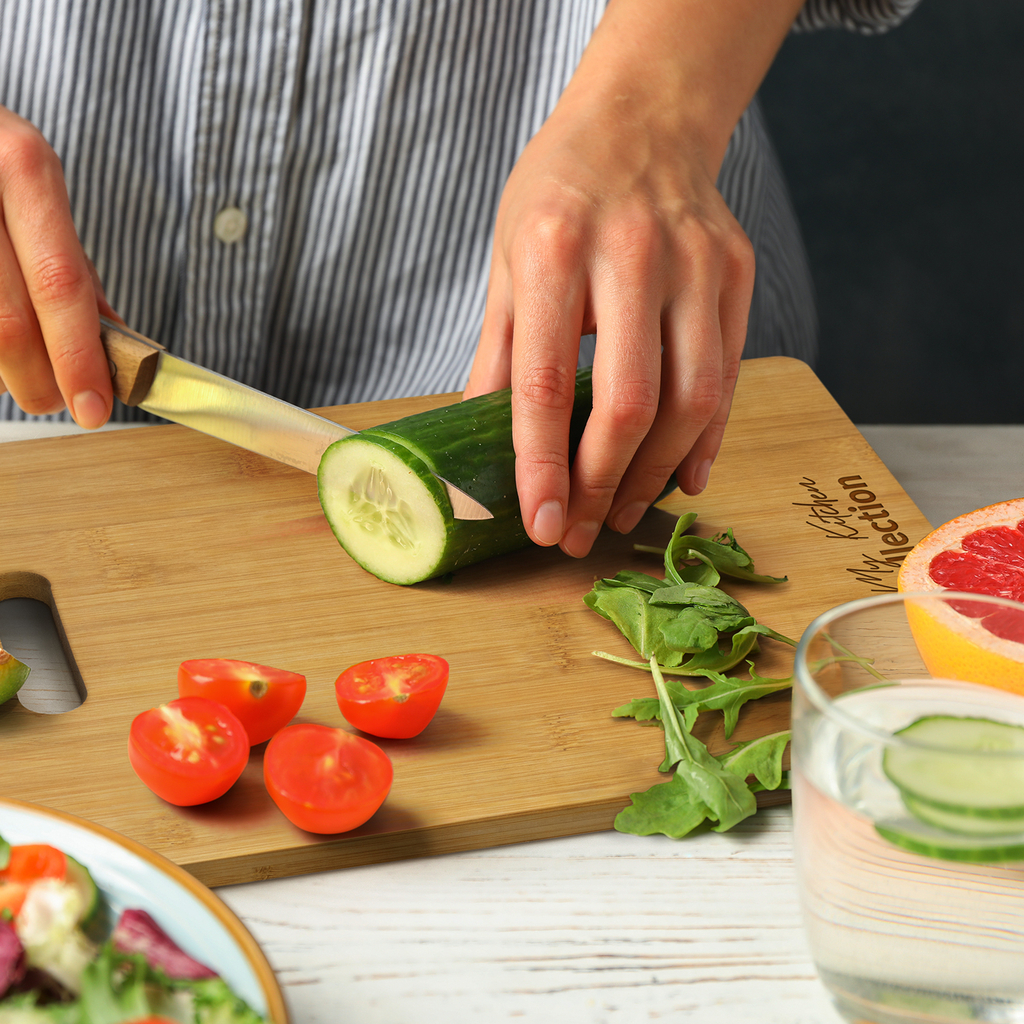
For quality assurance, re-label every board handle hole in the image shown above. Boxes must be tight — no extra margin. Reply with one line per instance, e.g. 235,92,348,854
0,575,84,714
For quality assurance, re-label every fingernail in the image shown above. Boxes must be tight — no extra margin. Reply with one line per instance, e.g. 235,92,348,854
692,458,712,493
71,389,108,430
612,500,648,535
561,520,601,559
532,500,565,547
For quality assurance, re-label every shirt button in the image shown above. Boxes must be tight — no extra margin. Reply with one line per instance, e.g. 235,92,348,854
213,206,248,244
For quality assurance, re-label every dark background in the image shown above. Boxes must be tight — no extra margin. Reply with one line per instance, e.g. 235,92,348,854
757,0,1024,424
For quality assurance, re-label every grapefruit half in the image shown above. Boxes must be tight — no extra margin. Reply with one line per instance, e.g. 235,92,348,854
898,497,1024,694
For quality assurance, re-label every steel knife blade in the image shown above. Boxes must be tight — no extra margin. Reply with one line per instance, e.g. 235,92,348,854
99,318,493,521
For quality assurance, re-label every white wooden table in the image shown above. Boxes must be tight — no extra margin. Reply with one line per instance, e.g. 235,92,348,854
3,418,1022,1023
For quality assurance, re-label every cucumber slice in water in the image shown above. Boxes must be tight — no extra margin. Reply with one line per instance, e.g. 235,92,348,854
882,715,1024,817
898,792,1024,837
318,370,594,585
875,819,1024,863
64,855,99,926
877,714,1024,862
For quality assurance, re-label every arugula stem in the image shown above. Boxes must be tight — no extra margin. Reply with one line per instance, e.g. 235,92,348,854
819,633,890,681
632,544,665,556
649,655,689,771
759,626,798,648
594,650,712,676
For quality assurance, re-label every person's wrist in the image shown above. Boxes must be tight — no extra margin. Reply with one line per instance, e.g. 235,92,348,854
555,0,805,177
551,24,734,180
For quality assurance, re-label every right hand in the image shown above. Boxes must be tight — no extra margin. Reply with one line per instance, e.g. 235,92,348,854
0,105,116,427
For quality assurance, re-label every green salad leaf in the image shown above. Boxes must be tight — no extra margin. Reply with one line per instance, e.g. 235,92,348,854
0,942,266,1023
661,512,788,585
588,511,795,839
612,662,792,738
719,731,792,792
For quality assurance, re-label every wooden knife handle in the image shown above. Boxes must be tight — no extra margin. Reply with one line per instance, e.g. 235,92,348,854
99,318,165,406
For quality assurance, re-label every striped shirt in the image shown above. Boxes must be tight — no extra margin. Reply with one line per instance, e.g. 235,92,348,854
0,0,919,421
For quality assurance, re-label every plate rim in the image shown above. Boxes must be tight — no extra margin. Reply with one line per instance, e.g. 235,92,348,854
0,795,289,1023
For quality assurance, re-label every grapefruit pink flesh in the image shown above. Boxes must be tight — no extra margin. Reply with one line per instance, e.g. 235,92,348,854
925,520,1024,642
898,498,1024,693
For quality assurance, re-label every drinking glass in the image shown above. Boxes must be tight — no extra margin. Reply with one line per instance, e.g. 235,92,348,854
793,590,1024,1024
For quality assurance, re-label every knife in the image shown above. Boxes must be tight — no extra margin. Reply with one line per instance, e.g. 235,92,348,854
98,318,493,521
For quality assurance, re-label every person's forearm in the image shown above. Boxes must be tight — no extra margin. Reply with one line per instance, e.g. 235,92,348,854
557,0,806,178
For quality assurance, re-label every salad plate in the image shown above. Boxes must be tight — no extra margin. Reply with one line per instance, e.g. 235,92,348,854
0,796,288,1022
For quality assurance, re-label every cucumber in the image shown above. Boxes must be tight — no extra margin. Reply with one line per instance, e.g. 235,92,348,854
882,715,1024,818
877,713,1024,862
898,792,1024,837
64,855,100,927
874,819,1024,863
318,369,594,585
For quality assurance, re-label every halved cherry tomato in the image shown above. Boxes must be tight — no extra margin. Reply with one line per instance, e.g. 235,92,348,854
177,658,306,745
128,697,249,806
263,723,392,834
334,654,449,739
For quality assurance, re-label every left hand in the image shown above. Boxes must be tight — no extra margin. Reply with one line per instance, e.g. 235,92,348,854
464,0,803,559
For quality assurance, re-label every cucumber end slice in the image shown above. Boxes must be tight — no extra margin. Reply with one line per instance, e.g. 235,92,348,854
319,436,451,585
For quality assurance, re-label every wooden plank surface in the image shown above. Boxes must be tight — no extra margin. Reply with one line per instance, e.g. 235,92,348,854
0,357,931,886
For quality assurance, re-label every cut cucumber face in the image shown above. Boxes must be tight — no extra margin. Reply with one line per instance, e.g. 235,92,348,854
882,715,1024,817
319,436,454,586
318,370,596,585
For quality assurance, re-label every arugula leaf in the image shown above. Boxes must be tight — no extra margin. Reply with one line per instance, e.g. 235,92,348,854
613,676,791,840
671,624,763,674
586,585,789,675
0,834,10,872
597,511,796,840
719,730,792,791
685,671,792,738
648,657,756,830
613,771,715,838
597,570,674,595
612,663,792,737
648,514,788,584
657,607,721,654
649,583,754,634
584,582,687,667
587,512,795,682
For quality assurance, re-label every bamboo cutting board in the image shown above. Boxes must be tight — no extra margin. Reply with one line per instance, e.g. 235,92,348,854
0,357,931,887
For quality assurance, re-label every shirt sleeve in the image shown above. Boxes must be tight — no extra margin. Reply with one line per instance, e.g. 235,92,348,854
793,0,923,33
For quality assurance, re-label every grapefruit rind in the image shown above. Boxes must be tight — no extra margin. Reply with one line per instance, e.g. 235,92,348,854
903,600,1024,695
898,498,1024,695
